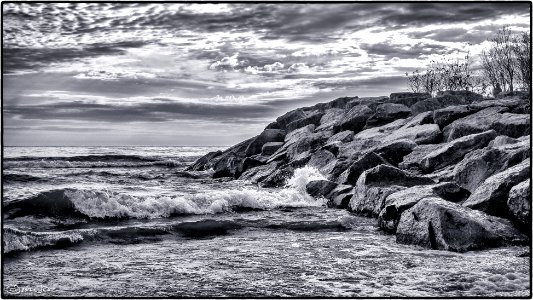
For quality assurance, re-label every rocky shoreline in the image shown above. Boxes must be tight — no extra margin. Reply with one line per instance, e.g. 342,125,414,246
187,91,531,252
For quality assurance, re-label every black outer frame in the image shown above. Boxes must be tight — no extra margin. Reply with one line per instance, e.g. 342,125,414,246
0,1,531,299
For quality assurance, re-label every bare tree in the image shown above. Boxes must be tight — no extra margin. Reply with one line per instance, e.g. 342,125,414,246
491,26,516,92
513,31,531,94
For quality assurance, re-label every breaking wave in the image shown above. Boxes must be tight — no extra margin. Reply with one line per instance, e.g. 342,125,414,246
4,167,327,220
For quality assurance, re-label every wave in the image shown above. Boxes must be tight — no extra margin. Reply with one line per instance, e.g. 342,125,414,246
4,215,355,254
3,173,44,183
4,166,327,220
3,227,84,254
3,155,191,169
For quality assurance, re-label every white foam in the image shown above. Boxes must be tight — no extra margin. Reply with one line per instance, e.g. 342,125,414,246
3,227,84,254
64,166,327,219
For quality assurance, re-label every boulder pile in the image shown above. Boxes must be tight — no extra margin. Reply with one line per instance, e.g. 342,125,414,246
188,91,531,252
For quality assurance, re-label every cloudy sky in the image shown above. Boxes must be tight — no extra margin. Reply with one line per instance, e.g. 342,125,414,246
3,3,530,146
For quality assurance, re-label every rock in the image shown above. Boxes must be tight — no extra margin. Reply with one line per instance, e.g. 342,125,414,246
261,142,284,156
268,125,316,163
312,96,357,111
240,161,281,183
186,150,222,171
488,135,520,147
463,159,530,217
419,130,497,173
437,90,484,103
378,182,470,233
326,185,354,209
396,197,527,252
286,111,323,132
306,180,338,198
443,107,530,141
411,94,468,115
212,153,243,178
432,105,472,128
316,108,345,131
285,131,332,162
326,130,354,144
333,105,373,133
365,103,411,127
265,121,281,129
346,96,389,111
308,149,337,175
275,109,307,129
237,157,264,177
382,124,441,145
507,179,531,230
349,165,435,217
399,144,442,171
389,92,431,107
468,97,528,112
372,139,417,166
245,129,286,156
259,165,295,188
337,152,391,185
401,111,434,128
453,139,530,192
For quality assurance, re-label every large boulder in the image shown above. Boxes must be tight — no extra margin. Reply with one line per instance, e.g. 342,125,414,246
212,153,244,178
326,130,354,144
268,125,316,163
437,90,484,103
365,103,411,127
382,124,441,145
488,135,521,147
396,197,528,252
443,107,530,141
307,149,337,175
453,138,530,192
261,142,284,156
411,94,468,115
432,105,472,128
389,92,431,107
186,150,222,171
245,129,286,156
286,111,323,132
507,179,531,230
259,165,295,188
275,109,307,129
316,108,345,131
372,139,417,166
305,180,338,198
399,144,442,171
346,96,389,111
326,185,354,209
337,152,390,185
463,159,530,218
312,96,357,111
378,182,470,233
349,165,435,217
333,105,373,133
240,161,281,183
401,111,434,128
418,130,497,173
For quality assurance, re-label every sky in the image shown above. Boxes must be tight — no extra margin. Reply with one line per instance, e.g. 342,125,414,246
2,2,530,146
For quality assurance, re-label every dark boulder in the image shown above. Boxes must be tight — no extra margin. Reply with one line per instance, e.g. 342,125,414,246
286,111,323,132
419,130,497,173
240,161,281,183
259,165,295,188
507,179,531,230
463,159,530,218
382,124,441,145
333,105,373,133
365,103,411,127
453,139,530,192
245,129,286,156
346,96,389,111
305,180,338,198
396,197,528,252
432,105,472,128
411,94,468,115
349,165,435,217
307,149,337,175
186,150,222,171
437,90,484,103
401,111,434,128
372,139,417,166
316,108,345,131
326,185,354,209
275,109,307,129
443,107,530,141
337,152,390,185
261,142,284,156
326,130,354,144
378,182,470,233
389,92,431,107
488,135,521,147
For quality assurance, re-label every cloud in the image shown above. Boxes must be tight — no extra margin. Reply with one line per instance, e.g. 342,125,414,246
359,42,450,59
